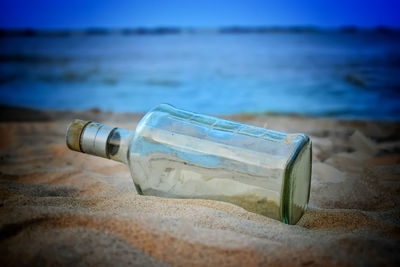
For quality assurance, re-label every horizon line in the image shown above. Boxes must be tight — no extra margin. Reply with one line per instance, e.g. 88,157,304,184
1,25,399,36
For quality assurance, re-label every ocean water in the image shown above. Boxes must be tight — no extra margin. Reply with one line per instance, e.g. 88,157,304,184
1,32,400,120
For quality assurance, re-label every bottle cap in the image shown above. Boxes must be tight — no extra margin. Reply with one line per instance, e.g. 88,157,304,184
66,119,91,152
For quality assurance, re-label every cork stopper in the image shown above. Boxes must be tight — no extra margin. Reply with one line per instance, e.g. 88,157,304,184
66,119,91,152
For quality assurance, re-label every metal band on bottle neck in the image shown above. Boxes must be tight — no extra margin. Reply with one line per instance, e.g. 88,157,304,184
80,122,116,159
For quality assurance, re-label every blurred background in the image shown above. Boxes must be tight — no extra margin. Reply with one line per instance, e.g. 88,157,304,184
0,0,399,120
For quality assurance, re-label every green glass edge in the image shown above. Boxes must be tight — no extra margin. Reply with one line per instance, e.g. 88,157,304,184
281,135,311,225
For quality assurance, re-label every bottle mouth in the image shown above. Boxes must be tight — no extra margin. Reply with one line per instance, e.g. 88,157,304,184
66,119,91,152
66,120,116,158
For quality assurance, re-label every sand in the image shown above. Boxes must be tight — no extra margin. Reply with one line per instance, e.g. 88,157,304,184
0,106,399,266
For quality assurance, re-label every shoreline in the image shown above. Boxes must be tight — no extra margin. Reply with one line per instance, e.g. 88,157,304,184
1,104,399,124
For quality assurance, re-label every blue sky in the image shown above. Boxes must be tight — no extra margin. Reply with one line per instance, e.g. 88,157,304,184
0,0,399,29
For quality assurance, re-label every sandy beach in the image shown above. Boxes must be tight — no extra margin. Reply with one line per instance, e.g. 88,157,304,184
0,106,399,266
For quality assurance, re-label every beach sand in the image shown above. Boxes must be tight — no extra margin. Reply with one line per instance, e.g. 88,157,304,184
0,106,399,266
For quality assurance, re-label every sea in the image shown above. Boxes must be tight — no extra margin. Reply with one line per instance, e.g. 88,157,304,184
1,30,400,120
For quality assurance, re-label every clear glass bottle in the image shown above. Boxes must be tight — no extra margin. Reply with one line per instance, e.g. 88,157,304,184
66,104,312,224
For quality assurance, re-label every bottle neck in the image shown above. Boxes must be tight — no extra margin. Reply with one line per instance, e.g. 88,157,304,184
78,122,134,164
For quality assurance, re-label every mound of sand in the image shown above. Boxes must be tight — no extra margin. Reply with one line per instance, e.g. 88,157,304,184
0,108,399,266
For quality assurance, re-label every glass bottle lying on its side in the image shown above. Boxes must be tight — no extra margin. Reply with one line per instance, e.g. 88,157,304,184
66,104,312,224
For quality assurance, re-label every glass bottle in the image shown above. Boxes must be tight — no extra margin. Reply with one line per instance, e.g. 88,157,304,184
66,104,312,224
